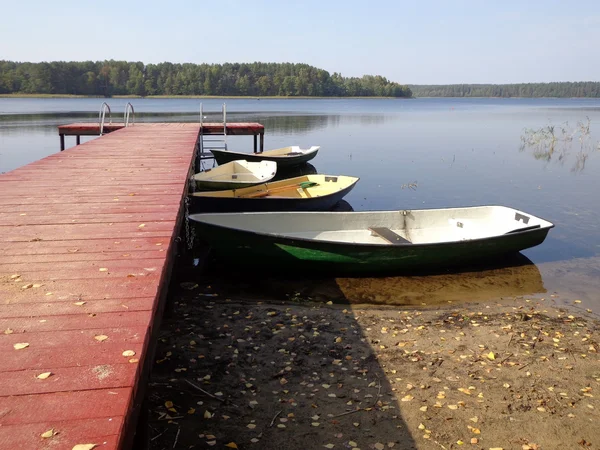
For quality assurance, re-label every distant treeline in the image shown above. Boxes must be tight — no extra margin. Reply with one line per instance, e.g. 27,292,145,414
0,60,412,98
409,82,600,98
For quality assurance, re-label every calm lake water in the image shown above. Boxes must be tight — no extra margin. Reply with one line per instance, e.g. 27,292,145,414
1,97,600,312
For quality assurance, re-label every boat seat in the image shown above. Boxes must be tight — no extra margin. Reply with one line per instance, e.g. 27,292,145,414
369,227,412,245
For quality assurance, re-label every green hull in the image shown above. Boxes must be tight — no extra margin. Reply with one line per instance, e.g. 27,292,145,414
211,149,318,168
193,222,551,275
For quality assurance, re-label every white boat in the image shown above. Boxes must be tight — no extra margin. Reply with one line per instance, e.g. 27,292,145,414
211,146,320,168
190,205,554,274
192,160,277,191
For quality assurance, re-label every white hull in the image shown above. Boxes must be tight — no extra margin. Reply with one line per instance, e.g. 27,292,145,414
191,206,554,246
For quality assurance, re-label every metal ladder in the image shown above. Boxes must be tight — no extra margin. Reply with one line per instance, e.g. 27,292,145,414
198,102,227,165
124,102,135,127
98,102,112,136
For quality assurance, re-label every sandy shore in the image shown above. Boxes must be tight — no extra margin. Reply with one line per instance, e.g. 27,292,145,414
146,270,600,450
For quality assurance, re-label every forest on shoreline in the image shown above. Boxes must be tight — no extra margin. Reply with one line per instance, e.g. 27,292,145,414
0,60,412,98
1,60,598,98
409,82,600,98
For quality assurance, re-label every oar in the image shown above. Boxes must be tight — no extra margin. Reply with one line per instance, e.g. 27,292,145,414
242,181,319,199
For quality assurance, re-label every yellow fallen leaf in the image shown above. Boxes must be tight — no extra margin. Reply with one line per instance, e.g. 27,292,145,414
225,443,238,449
138,224,146,228
187,408,195,414
247,423,256,429
41,429,55,438
4,328,13,335
472,428,481,434
13,343,29,350
122,350,135,357
165,401,174,408
94,335,108,342
204,410,212,419
72,445,97,450
324,445,334,449
487,352,496,360
99,268,108,272
36,372,52,380
74,301,86,306
458,388,471,395
470,438,478,444
22,283,33,289
401,395,413,402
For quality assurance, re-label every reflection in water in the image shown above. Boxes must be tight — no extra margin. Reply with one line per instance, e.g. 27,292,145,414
0,112,389,136
196,253,545,307
330,199,354,212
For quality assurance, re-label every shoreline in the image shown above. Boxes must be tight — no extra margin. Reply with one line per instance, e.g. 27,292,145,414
0,94,408,100
2,94,599,100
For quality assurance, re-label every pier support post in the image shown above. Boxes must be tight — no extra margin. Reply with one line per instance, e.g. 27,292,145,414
76,135,81,146
254,134,257,153
60,134,65,151
259,132,264,153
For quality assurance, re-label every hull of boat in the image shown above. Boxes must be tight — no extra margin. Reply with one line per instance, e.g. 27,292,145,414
211,149,318,168
190,179,356,213
190,207,554,274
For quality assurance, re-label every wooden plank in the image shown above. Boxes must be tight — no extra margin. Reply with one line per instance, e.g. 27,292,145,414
0,419,120,450
369,227,413,245
0,236,170,256
0,250,166,264
0,364,138,396
0,342,146,372
0,300,154,320
0,279,161,304
0,388,132,425
0,213,177,227
0,326,147,350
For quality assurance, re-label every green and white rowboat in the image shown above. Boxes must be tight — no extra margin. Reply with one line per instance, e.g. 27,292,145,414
189,206,554,274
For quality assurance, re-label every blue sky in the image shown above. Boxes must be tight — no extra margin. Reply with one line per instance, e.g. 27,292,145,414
1,0,599,84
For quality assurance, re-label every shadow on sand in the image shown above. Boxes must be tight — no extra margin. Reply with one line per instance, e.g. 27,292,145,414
143,242,546,449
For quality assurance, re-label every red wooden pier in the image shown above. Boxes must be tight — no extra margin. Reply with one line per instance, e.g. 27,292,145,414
0,121,262,449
